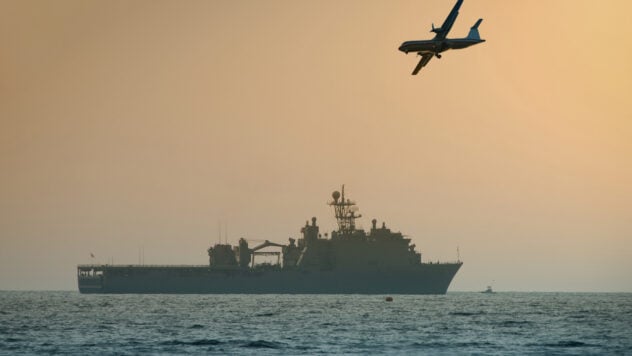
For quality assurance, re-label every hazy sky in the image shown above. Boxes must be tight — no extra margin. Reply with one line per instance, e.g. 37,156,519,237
1,0,631,291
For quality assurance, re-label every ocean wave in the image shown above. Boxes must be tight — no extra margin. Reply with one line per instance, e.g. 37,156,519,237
241,340,286,349
161,339,222,346
537,340,595,348
411,341,495,348
254,312,276,317
411,341,450,348
498,320,531,326
449,311,486,316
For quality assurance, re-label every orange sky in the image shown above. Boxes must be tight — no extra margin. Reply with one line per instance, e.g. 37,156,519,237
1,0,631,291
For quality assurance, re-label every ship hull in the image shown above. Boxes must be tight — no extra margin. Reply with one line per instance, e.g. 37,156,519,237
78,263,462,294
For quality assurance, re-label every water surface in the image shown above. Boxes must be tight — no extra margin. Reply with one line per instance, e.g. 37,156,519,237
1,292,630,354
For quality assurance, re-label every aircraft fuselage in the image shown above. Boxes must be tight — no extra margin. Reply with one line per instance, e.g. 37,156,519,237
398,38,485,55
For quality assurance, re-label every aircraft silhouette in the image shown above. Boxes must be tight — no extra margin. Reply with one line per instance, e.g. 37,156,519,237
398,0,485,75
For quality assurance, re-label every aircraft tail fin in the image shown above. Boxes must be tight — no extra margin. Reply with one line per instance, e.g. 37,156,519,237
467,18,483,40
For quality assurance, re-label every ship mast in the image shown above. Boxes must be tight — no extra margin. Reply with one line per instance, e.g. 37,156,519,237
328,185,361,234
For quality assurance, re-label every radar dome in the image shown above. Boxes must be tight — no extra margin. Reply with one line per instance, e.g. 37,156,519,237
332,191,341,201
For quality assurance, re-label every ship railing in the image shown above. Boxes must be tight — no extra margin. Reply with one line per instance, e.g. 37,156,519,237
77,264,210,268
422,260,464,265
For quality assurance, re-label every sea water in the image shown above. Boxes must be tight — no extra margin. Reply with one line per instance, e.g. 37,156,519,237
1,291,631,354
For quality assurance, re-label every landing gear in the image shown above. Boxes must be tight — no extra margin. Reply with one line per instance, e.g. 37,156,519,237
436,53,442,59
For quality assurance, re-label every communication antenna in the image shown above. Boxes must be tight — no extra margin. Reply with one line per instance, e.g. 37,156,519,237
218,220,222,244
328,184,362,234
457,246,460,262
224,222,228,244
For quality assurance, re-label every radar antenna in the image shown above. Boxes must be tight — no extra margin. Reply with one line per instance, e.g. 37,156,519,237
328,185,362,234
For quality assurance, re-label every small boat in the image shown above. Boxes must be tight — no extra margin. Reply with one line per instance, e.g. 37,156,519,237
481,286,494,294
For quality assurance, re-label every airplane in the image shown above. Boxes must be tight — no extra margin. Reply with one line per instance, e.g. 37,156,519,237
398,0,485,75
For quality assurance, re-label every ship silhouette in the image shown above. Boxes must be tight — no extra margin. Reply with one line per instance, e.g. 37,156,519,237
78,186,462,294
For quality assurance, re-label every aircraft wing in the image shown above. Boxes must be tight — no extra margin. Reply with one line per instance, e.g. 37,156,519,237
435,0,463,40
412,52,433,75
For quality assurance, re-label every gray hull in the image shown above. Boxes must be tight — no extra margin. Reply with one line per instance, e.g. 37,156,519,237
78,263,462,294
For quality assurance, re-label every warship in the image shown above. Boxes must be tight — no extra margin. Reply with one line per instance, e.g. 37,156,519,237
78,186,462,294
